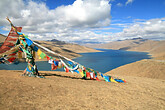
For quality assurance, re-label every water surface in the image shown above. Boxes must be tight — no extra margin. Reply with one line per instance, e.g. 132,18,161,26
0,49,151,73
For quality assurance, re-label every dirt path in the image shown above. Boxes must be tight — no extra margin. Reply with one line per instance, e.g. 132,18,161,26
0,70,165,110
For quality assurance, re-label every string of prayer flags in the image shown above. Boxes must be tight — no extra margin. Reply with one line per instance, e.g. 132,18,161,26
1,18,126,83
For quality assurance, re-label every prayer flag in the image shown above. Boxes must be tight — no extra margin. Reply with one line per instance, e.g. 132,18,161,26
40,52,46,59
96,77,100,81
100,73,104,78
51,63,57,70
79,69,84,77
74,69,79,74
25,38,33,46
110,77,118,83
33,46,38,52
17,32,23,35
90,72,94,79
8,57,16,63
46,55,50,60
114,79,124,83
104,76,110,82
86,72,90,78
65,67,69,72
58,61,62,68
48,59,53,64
21,40,26,47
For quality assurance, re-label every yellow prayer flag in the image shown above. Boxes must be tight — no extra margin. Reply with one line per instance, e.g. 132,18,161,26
110,77,118,83
37,49,42,56
78,69,84,77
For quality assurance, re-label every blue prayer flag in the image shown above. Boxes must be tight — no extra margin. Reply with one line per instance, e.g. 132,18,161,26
114,79,124,83
26,67,32,72
33,46,38,51
17,32,23,35
104,76,110,82
25,38,33,46
100,73,104,77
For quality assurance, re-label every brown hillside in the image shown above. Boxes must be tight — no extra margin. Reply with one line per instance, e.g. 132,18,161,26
128,40,165,60
85,38,146,50
0,70,165,110
107,59,165,80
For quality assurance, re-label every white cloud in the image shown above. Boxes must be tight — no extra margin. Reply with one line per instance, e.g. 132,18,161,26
0,0,165,44
111,17,165,41
0,0,111,30
116,3,123,7
125,0,134,5
0,0,111,43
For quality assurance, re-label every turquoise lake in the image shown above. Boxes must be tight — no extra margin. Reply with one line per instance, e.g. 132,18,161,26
0,49,151,73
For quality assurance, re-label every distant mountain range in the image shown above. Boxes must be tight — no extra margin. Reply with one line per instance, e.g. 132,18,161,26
85,37,148,50
85,38,165,60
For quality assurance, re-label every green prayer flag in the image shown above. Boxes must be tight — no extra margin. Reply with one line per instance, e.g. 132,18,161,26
22,48,31,55
83,70,86,78
40,52,46,59
49,55,53,59
24,35,28,38
21,40,26,47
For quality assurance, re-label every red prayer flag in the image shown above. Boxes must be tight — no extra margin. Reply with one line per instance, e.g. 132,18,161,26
0,26,22,54
65,67,69,72
51,63,57,70
4,42,15,47
46,55,50,60
96,77,100,81
8,57,16,63
86,72,90,78
9,53,17,56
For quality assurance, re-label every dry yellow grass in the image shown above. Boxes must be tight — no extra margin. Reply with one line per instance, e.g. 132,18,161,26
107,59,165,80
0,70,165,110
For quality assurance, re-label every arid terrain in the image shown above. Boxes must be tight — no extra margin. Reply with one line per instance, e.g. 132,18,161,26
0,70,164,110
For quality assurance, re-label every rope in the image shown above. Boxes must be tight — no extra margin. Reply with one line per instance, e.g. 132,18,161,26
33,41,79,71
60,58,79,71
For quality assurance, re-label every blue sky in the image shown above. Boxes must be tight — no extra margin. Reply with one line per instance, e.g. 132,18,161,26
110,0,165,33
111,0,165,19
0,0,165,43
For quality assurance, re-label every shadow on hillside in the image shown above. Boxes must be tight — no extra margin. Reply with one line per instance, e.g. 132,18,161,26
41,73,82,80
40,73,92,80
